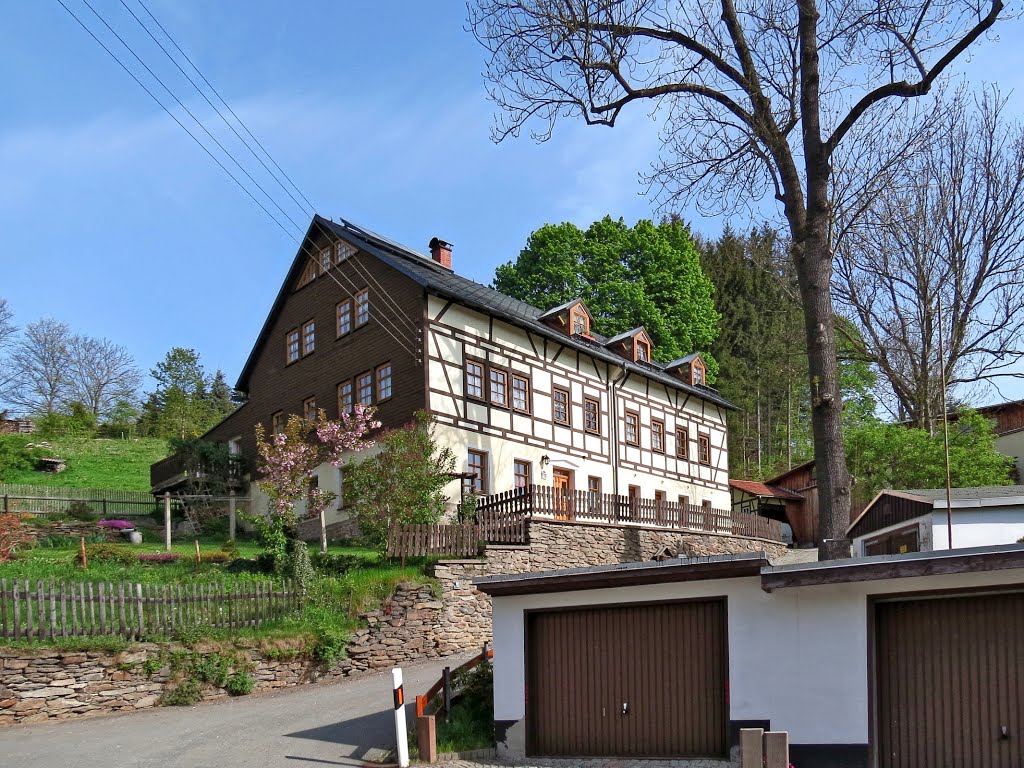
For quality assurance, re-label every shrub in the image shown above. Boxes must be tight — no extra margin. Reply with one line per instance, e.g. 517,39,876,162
0,436,48,481
193,654,231,688
220,539,240,558
287,539,314,596
311,552,371,575
193,551,232,565
161,678,202,706
0,513,34,562
67,501,99,522
138,553,182,564
224,670,255,696
78,544,138,566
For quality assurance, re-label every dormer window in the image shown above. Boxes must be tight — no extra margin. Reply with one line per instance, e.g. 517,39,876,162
571,307,589,336
692,359,706,386
665,353,708,386
635,338,651,363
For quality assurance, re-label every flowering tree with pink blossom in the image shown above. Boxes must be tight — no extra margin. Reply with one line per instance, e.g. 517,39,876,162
254,404,379,570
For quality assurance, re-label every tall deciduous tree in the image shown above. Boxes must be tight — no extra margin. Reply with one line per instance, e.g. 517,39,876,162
0,299,18,406
67,335,142,419
835,89,1024,430
494,216,719,367
8,318,73,416
146,348,232,439
468,0,1007,557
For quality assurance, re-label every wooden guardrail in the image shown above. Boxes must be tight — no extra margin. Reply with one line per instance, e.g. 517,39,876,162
387,524,480,558
0,578,298,641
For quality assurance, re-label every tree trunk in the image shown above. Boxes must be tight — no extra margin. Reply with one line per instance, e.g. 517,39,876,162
795,224,852,559
319,509,328,554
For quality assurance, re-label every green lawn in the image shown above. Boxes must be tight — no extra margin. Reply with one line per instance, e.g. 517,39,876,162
0,436,170,491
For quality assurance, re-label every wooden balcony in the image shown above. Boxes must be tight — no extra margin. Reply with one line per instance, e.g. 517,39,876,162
475,484,785,543
150,453,246,495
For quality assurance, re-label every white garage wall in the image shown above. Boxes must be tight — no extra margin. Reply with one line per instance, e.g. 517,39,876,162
491,566,1024,746
931,508,1024,550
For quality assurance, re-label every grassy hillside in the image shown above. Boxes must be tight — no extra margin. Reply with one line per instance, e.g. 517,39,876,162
0,436,170,491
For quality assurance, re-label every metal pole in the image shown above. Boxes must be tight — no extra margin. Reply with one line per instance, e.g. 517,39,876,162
164,492,172,552
391,668,409,768
937,294,954,549
228,490,236,542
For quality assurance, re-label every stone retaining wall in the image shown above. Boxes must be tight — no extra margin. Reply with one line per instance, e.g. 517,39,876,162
0,645,349,727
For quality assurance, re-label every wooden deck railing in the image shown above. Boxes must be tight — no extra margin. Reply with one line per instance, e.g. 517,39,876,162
475,484,786,542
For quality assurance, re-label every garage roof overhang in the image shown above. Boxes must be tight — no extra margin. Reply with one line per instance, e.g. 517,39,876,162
761,544,1024,591
474,552,770,596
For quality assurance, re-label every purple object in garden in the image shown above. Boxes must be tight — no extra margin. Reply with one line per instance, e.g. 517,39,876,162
97,520,134,530
137,553,181,563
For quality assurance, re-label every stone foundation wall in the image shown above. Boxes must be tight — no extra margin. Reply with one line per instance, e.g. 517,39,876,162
345,582,446,672
0,645,348,727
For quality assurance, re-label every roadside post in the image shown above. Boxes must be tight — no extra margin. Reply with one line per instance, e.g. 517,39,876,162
392,667,409,768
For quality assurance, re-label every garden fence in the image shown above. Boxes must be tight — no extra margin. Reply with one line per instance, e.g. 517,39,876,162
0,484,168,517
0,577,298,641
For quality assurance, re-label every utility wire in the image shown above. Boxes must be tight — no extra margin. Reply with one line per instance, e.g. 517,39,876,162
56,0,421,360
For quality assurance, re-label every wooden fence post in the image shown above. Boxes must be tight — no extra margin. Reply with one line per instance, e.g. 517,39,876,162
442,666,452,714
764,731,790,768
164,493,172,552
417,715,437,763
740,728,764,768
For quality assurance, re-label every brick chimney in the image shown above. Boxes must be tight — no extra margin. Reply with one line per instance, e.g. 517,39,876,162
429,237,453,270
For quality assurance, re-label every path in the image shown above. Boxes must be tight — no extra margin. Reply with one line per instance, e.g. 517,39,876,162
0,654,468,768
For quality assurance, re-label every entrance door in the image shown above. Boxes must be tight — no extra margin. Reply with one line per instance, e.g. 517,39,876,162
527,600,728,757
875,591,1024,767
552,468,574,520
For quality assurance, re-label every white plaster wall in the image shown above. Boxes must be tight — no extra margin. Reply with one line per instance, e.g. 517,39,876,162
490,567,1024,746
930,507,1024,549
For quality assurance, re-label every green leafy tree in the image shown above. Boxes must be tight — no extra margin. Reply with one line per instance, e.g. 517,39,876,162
494,217,719,370
207,370,236,423
846,410,1013,507
345,411,458,557
142,348,235,439
35,401,98,438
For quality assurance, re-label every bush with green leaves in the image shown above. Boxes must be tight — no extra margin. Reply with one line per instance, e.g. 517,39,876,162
0,436,48,481
311,552,371,575
67,500,99,522
287,539,315,596
225,670,255,696
161,678,202,706
77,544,138,566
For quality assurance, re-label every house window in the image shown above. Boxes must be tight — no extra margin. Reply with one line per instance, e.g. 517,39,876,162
376,363,393,402
584,397,600,434
635,338,650,363
465,360,484,400
513,459,531,489
286,329,300,364
320,247,332,271
467,450,488,495
553,387,570,425
571,307,589,336
355,288,370,327
336,241,355,262
511,375,530,412
676,426,689,459
489,368,508,407
652,419,665,453
625,411,639,445
357,372,373,405
338,380,353,414
698,433,711,465
655,489,666,510
303,396,317,422
336,299,352,336
587,475,601,502
298,258,319,287
271,411,285,435
692,360,706,386
678,494,690,511
302,320,316,355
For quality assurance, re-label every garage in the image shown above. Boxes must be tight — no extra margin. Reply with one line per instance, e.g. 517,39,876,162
526,598,728,758
874,591,1024,768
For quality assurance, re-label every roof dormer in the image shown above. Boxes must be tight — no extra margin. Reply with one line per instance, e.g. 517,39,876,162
604,327,653,364
665,353,708,387
539,299,595,339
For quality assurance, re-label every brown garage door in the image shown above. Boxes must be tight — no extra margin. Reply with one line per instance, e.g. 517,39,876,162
875,591,1024,768
526,599,727,758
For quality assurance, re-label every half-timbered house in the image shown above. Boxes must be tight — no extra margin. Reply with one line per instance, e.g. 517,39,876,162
151,215,736,530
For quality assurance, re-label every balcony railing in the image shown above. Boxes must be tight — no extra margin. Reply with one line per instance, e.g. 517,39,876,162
475,484,785,543
150,453,246,494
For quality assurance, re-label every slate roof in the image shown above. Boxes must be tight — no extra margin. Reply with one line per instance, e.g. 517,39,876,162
236,215,737,411
899,485,1024,501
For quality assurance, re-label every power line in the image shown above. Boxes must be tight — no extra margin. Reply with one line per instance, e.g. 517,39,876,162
55,0,421,360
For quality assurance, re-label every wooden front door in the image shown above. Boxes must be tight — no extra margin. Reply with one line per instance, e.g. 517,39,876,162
552,468,573,520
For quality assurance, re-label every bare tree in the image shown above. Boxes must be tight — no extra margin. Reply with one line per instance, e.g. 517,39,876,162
468,0,1007,557
835,90,1024,431
8,318,73,416
67,336,143,419
0,299,17,405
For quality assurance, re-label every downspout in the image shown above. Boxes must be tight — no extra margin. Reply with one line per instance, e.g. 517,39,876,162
609,363,629,499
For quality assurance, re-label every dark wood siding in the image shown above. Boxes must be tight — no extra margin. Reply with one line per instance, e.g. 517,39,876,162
206,239,425,462
875,592,1024,768
849,493,933,539
526,600,727,758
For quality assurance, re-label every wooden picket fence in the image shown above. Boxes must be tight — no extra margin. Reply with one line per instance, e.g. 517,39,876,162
387,524,480,558
0,578,298,641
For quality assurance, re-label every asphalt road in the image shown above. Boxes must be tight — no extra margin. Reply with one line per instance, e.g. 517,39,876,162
0,655,468,768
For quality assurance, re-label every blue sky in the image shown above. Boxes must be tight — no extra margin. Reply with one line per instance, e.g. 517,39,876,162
2,2,1023,406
